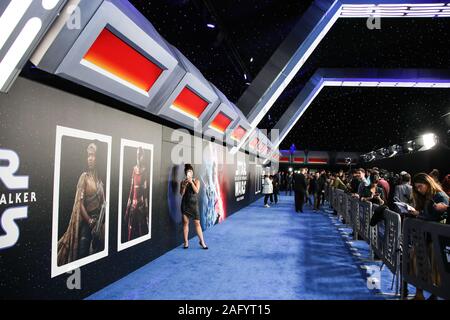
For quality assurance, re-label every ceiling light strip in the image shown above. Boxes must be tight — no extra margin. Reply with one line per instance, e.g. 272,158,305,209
0,0,33,51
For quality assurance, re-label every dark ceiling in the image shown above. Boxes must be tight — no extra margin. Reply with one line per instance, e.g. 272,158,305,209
131,1,450,152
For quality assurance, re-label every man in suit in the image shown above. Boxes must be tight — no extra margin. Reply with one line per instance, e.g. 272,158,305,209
294,168,308,213
286,172,294,196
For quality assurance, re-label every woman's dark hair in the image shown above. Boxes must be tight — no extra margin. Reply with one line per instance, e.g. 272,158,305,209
429,169,440,181
184,163,194,175
401,173,411,183
371,174,380,185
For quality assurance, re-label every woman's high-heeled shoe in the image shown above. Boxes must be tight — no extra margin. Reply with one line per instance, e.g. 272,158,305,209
183,243,189,249
199,241,208,250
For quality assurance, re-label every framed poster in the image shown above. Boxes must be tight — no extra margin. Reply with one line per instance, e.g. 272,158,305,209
52,126,111,278
117,139,153,251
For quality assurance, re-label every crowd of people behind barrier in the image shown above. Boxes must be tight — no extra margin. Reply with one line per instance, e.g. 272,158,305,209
273,167,450,300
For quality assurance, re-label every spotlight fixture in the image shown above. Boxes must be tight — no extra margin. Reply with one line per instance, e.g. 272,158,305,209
419,133,438,151
403,140,415,153
361,151,376,162
387,144,402,158
206,23,215,29
376,148,389,158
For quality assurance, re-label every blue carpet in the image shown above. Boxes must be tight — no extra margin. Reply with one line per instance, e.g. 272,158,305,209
88,196,382,300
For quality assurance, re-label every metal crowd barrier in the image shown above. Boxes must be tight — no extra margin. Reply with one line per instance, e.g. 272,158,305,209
402,218,450,300
370,204,380,261
350,196,359,241
327,186,333,206
370,207,402,294
372,208,402,275
325,189,449,299
325,184,332,205
357,201,373,243
335,189,345,221
342,194,351,227
332,188,339,212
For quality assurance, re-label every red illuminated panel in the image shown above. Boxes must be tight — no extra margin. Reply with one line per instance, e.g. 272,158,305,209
280,157,289,162
83,28,163,92
231,126,247,141
249,138,259,149
308,158,328,164
172,87,209,119
209,112,233,133
294,157,305,163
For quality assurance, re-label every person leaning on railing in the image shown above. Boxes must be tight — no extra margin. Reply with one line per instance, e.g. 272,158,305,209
360,174,386,206
407,173,449,300
332,173,347,191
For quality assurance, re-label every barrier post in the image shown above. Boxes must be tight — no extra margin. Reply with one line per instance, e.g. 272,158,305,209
351,197,359,241
371,208,402,297
402,218,450,300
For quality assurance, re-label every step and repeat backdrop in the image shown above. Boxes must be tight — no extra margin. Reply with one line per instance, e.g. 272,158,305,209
0,77,264,299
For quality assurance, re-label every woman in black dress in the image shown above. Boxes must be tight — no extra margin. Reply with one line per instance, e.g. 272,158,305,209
180,164,208,249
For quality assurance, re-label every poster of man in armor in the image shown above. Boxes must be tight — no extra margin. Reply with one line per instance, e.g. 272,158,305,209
117,139,153,251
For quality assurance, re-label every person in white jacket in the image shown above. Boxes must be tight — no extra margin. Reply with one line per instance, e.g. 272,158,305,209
262,175,274,207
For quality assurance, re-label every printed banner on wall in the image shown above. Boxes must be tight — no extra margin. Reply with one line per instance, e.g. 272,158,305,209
51,126,111,278
235,160,247,202
255,165,263,195
166,141,227,232
117,139,153,252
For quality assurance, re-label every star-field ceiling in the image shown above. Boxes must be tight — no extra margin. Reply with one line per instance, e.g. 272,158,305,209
131,1,450,152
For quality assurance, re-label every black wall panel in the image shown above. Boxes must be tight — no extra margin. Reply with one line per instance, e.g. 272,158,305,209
0,77,262,299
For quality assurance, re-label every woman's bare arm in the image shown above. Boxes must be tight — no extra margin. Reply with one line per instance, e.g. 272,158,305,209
180,179,187,196
191,179,200,194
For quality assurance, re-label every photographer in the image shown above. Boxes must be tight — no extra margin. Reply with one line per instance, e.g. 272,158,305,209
360,174,386,206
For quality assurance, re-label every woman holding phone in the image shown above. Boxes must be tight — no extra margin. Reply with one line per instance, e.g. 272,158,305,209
360,174,385,205
180,164,208,250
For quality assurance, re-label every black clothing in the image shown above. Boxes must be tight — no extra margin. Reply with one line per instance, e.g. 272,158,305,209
295,191,305,212
350,178,361,194
294,173,307,212
264,194,273,205
309,177,318,194
286,174,294,196
317,175,326,192
79,207,100,258
293,173,307,192
181,180,200,220
361,186,386,205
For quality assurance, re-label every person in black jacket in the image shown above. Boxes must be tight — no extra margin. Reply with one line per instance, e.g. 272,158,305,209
315,171,326,211
294,168,308,213
309,173,318,211
286,172,294,196
272,173,280,204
